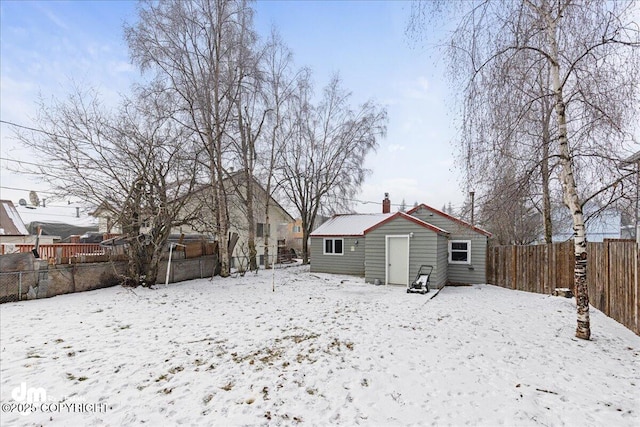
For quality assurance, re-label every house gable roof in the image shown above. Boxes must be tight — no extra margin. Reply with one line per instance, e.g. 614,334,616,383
184,173,295,223
89,174,295,224
0,200,29,235
364,212,449,236
238,174,295,223
310,212,449,237
407,204,492,237
310,213,394,237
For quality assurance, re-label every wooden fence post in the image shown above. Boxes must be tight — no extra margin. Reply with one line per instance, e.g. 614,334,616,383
511,245,517,290
634,239,640,335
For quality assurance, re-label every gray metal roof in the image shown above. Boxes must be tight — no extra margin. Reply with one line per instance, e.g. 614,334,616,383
310,213,394,236
310,212,450,237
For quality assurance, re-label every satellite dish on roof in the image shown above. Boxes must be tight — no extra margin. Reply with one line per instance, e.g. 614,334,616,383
29,191,39,207
19,199,27,206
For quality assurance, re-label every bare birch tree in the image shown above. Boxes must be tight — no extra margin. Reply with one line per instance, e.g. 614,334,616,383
278,74,388,263
409,0,640,339
225,7,265,271
258,29,303,268
125,0,255,277
15,86,199,285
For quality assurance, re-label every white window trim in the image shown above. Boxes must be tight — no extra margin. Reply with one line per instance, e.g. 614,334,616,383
449,240,471,264
323,238,344,256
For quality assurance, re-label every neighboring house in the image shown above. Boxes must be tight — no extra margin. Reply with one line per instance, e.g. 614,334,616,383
0,200,90,253
551,206,623,243
310,195,492,288
0,200,31,252
285,215,330,256
0,200,29,237
620,149,639,240
286,218,305,255
222,175,295,266
620,212,637,240
14,200,98,241
92,175,294,266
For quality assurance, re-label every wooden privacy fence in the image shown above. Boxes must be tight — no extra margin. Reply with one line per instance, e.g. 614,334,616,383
487,240,639,334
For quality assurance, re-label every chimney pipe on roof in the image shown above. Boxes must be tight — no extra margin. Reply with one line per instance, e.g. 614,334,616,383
382,193,391,214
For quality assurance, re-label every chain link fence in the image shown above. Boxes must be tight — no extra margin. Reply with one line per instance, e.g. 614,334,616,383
0,271,38,303
1,253,299,304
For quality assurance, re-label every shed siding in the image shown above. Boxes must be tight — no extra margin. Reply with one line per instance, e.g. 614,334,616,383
446,235,488,283
309,236,365,276
411,207,488,284
364,217,446,288
435,234,449,287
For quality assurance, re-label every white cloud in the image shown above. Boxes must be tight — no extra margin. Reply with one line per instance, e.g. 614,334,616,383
0,75,38,122
417,76,429,92
398,75,432,100
109,60,135,74
35,5,70,31
387,144,405,153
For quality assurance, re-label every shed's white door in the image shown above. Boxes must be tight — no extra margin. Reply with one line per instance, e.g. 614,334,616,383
387,236,409,285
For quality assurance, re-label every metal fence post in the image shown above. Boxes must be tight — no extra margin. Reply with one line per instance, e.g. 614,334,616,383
18,272,22,301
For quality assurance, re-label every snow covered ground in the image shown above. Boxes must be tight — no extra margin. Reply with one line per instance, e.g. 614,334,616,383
1,265,638,426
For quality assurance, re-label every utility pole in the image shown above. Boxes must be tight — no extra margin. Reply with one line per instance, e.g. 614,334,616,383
621,151,640,241
470,191,475,226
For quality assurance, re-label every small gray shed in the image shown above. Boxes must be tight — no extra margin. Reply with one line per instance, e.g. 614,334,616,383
310,202,492,287
310,212,450,289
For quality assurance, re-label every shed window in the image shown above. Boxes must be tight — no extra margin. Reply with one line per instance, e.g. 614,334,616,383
324,238,344,255
449,240,471,264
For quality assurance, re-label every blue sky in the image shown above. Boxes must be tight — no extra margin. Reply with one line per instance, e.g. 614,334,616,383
0,0,466,214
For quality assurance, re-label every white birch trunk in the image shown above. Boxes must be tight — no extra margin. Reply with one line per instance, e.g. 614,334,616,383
215,162,230,277
548,15,590,340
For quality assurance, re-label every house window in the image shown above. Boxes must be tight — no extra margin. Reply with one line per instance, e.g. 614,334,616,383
292,225,301,233
256,223,270,238
323,238,344,255
449,240,471,264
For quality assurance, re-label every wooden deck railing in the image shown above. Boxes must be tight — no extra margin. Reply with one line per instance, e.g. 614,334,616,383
1,243,106,259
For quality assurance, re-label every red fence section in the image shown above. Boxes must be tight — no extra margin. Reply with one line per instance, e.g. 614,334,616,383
1,244,105,259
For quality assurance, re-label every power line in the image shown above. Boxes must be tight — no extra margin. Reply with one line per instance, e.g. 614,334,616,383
0,156,71,171
1,157,46,167
1,119,118,151
332,194,459,209
0,119,63,138
0,185,56,195
3,121,463,211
